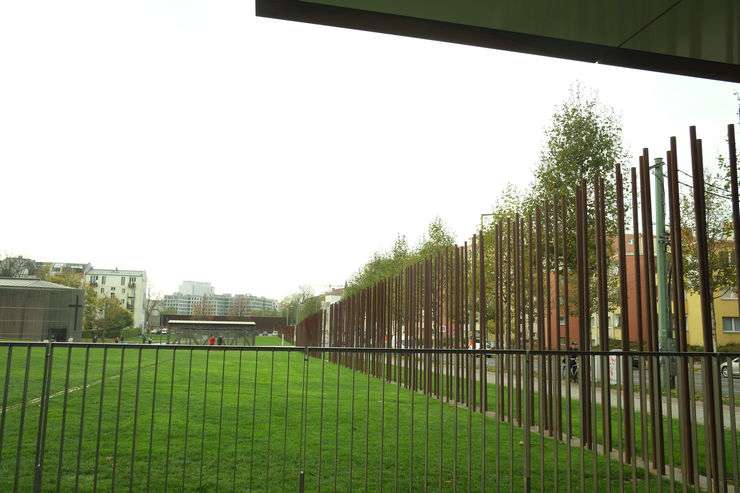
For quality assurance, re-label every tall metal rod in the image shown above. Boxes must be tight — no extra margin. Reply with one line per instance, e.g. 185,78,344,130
688,126,720,491
615,163,633,464
667,136,694,485
631,165,650,488
545,200,554,435
553,197,563,440
639,153,660,475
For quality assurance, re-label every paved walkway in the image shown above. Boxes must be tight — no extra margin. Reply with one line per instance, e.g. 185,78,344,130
484,369,740,429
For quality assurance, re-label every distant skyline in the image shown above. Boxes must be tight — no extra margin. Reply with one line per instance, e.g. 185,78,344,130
1,1,738,301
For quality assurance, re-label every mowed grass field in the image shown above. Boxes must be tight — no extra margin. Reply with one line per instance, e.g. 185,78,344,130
0,342,702,492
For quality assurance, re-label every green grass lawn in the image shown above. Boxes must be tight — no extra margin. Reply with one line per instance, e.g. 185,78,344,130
0,345,724,492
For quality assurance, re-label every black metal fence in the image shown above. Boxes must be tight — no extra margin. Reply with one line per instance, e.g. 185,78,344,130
0,342,738,492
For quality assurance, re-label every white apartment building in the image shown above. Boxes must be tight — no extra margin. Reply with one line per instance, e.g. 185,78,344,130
163,291,277,316
178,281,215,297
85,268,148,329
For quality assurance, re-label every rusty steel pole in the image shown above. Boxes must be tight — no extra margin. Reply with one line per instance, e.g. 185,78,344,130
689,127,720,491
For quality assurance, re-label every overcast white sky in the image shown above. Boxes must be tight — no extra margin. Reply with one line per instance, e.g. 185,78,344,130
1,1,738,301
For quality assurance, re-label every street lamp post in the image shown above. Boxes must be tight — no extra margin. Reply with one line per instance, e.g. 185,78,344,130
480,212,495,231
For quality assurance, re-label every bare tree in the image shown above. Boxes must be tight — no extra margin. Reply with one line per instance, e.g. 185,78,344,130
192,295,215,319
145,286,164,328
227,295,252,318
0,255,36,278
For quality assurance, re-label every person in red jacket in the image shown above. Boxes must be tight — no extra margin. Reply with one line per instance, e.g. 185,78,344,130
209,335,216,346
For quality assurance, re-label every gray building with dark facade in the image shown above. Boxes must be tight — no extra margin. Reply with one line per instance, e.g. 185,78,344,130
0,278,83,341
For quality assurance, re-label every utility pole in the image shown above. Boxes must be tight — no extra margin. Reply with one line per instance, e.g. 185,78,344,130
653,157,674,385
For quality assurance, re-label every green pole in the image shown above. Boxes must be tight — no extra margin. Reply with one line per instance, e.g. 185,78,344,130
653,158,673,383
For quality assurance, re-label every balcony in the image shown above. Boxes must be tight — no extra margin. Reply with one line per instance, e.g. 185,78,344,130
128,282,136,288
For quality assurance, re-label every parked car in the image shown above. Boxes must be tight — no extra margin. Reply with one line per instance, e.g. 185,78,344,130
721,357,740,378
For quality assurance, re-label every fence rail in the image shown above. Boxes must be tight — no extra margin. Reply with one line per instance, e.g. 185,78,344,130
0,342,738,492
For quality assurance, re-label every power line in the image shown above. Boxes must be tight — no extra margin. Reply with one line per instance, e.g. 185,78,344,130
655,170,733,200
677,168,730,195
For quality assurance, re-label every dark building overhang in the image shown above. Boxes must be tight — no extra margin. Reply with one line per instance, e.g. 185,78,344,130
256,0,740,83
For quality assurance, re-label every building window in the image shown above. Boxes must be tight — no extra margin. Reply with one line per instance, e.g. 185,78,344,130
101,276,106,285
722,317,740,333
121,277,126,285
559,316,565,325
613,314,621,328
100,288,105,294
628,238,634,245
111,287,115,292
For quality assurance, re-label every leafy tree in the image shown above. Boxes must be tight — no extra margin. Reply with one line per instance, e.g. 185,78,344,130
533,82,628,216
299,295,322,323
416,216,455,260
680,155,737,350
94,297,133,331
280,286,316,324
228,295,252,318
83,285,98,329
252,308,282,317
48,270,84,288
478,84,628,342
534,83,627,312
35,263,51,280
345,218,456,297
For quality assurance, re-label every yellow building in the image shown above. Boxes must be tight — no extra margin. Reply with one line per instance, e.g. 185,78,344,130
685,287,740,349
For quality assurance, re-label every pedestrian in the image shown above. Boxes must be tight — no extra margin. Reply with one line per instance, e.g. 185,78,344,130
93,334,98,343
115,335,120,344
142,334,146,344
148,335,152,344
569,342,578,382
209,335,216,346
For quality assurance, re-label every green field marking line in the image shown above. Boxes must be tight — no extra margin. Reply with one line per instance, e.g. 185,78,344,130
0,356,171,416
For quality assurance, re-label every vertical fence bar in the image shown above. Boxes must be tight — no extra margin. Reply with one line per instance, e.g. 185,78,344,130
146,347,160,493
0,345,13,476
111,346,126,492
131,347,143,493
233,350,243,492
249,350,259,492
216,350,226,491
55,346,72,493
300,348,310,492
282,347,292,491
182,348,193,492
13,346,31,493
92,345,108,493
264,350,274,491
33,342,54,493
